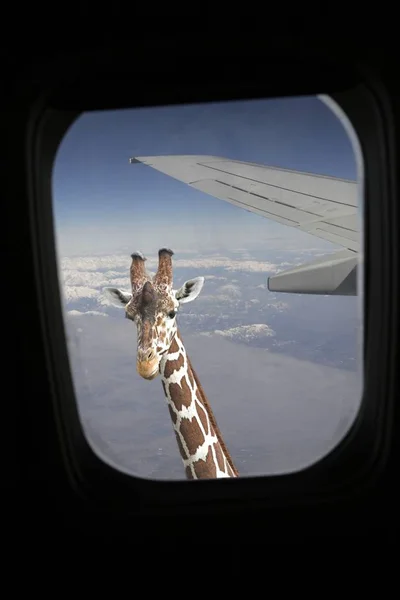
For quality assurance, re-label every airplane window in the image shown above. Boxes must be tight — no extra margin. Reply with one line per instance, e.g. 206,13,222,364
52,95,364,480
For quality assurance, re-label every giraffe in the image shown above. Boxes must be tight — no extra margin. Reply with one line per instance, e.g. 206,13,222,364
104,248,238,480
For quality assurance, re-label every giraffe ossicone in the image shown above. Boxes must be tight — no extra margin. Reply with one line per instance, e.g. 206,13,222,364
103,247,238,480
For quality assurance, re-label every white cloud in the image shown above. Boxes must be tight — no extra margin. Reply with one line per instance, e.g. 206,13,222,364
108,277,131,288
68,310,108,317
179,258,279,273
278,261,294,267
58,252,283,316
203,275,228,281
204,323,276,341
217,283,242,299
62,286,100,302
61,255,131,272
196,294,235,306
267,301,289,312
57,250,312,321
62,269,110,288
103,270,125,278
60,254,280,274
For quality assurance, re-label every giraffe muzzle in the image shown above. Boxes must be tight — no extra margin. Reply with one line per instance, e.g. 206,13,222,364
137,356,159,380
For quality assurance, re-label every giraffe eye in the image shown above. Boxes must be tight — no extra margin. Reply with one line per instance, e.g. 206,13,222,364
167,310,177,319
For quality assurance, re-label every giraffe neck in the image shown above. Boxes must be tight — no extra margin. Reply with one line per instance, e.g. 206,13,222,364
159,330,238,479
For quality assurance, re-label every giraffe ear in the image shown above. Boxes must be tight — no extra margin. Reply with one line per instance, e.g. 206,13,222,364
103,287,132,307
175,277,204,304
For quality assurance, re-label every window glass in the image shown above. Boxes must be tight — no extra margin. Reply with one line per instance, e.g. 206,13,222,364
53,95,363,480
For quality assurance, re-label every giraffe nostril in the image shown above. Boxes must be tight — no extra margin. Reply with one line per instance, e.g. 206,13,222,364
147,349,155,360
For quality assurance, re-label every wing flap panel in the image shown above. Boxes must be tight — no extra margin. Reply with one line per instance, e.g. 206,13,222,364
196,158,358,207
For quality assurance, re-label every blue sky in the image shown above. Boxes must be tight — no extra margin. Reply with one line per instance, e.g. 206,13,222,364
52,95,358,256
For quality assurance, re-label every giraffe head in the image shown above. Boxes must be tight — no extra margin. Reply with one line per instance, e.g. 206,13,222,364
104,248,204,380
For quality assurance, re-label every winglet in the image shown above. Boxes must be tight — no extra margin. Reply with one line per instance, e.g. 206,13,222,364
267,249,358,295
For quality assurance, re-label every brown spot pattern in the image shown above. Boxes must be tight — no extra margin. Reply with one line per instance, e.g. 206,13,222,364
164,352,184,379
193,447,217,479
187,354,239,477
126,251,238,479
179,417,205,456
168,379,192,411
174,432,188,460
213,442,225,472
196,402,209,435
187,368,195,388
168,404,177,425
227,463,236,477
169,337,179,353
157,322,238,479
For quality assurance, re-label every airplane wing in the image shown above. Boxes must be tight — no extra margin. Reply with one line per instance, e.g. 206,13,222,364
129,155,361,295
